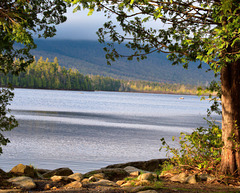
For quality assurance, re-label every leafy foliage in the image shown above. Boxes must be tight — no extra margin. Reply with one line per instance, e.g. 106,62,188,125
0,0,67,154
69,0,240,175
0,87,18,154
160,119,222,173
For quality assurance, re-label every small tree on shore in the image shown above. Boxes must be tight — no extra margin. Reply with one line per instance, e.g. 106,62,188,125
0,0,68,154
68,0,240,175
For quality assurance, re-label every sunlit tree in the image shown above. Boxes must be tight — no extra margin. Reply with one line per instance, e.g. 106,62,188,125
0,0,67,154
69,0,240,175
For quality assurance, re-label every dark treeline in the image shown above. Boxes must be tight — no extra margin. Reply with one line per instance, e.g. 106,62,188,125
0,57,199,94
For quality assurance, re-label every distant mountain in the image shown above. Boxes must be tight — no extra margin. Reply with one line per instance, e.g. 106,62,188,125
31,39,215,85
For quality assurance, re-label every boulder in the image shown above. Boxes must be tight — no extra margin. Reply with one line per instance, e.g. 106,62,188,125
92,173,105,179
42,168,73,178
124,166,142,174
8,176,36,190
0,168,6,176
84,168,128,181
90,179,118,187
170,173,188,183
68,173,83,181
10,164,36,178
105,159,168,172
198,174,216,182
51,175,70,182
64,181,82,189
186,175,197,184
36,169,51,175
138,173,156,181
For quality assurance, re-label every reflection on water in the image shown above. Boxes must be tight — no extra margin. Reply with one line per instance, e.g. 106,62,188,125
0,89,221,173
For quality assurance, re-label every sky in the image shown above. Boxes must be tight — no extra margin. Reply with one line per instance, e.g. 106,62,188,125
53,7,109,40
53,7,166,40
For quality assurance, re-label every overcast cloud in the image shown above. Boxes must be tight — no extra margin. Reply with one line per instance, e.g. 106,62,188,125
53,8,108,40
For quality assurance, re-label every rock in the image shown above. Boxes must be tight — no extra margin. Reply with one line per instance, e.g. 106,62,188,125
42,168,73,178
138,190,158,193
0,189,22,193
8,176,36,190
68,173,83,181
84,168,128,181
64,181,82,189
10,164,36,178
124,166,142,174
91,179,118,187
89,176,98,182
51,175,69,182
138,173,156,181
0,168,6,176
121,181,132,187
170,173,188,183
135,180,151,186
36,169,51,175
105,159,168,172
44,184,52,190
122,186,147,192
93,173,105,179
116,180,125,186
81,178,90,184
130,171,140,176
198,174,216,182
186,175,197,184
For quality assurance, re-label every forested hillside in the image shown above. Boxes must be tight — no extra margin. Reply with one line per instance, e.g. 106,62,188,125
29,39,215,85
0,58,199,94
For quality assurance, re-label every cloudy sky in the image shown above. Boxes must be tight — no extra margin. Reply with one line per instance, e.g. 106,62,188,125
53,8,109,40
53,7,165,40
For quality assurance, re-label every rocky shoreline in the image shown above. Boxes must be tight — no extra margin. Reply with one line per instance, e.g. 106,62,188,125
1,159,239,193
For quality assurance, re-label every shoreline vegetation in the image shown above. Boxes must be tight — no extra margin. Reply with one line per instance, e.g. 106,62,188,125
0,57,208,96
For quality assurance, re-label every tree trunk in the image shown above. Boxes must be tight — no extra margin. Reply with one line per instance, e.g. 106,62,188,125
220,59,240,175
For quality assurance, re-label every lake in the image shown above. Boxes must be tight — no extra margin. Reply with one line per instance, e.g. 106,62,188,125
0,88,220,173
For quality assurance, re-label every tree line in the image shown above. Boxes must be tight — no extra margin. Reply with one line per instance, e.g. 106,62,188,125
0,57,199,95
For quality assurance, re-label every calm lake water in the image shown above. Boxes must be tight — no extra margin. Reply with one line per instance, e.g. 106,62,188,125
0,89,220,173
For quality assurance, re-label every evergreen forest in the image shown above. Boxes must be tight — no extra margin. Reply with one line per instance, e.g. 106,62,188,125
0,57,199,95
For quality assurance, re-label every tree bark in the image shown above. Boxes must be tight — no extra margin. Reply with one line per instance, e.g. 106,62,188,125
220,59,240,175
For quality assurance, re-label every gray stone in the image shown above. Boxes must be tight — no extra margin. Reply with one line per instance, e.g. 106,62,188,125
10,164,36,178
84,168,128,181
64,181,83,189
68,173,83,181
36,169,51,175
170,173,188,183
124,166,142,174
8,176,36,190
105,159,168,172
42,167,73,178
198,174,216,182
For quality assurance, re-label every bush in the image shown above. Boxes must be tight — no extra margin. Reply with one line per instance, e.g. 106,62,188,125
160,119,222,173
